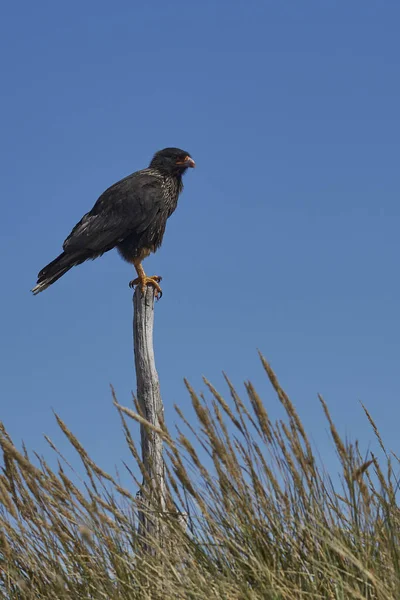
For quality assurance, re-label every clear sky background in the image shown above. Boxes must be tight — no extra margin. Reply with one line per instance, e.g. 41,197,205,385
1,1,399,480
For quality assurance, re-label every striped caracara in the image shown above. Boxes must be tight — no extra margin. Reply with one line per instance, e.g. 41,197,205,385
32,147,195,299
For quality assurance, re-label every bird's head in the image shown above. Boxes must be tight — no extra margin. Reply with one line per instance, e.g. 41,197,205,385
150,147,195,176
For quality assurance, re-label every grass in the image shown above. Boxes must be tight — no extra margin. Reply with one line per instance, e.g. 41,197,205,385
0,354,399,599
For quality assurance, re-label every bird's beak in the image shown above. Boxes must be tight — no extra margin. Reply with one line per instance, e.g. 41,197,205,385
177,156,196,168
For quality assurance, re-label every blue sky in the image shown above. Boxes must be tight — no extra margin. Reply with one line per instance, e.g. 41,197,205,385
1,1,399,480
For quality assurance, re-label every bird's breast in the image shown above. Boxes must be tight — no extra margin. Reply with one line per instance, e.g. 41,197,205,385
161,176,181,216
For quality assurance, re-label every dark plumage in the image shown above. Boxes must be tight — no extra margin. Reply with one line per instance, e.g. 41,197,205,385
32,147,195,297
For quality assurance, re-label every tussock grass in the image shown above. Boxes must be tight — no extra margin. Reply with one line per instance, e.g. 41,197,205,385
0,355,399,599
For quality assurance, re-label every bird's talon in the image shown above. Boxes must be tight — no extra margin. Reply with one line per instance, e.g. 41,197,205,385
129,275,163,299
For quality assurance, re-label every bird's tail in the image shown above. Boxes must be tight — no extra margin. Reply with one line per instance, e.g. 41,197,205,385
31,251,87,295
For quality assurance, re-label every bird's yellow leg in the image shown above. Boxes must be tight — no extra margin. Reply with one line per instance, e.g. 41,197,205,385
129,260,163,299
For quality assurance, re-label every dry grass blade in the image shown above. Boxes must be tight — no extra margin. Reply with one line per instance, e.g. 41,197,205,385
0,359,398,599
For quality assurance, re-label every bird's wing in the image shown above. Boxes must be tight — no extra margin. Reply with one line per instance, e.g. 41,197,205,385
63,172,163,253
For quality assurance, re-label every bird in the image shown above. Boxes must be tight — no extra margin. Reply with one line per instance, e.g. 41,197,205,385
32,147,195,298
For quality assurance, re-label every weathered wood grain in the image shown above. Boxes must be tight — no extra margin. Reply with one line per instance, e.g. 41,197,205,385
133,285,166,546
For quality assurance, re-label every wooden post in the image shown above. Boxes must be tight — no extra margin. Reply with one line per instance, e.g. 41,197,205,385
133,285,166,547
